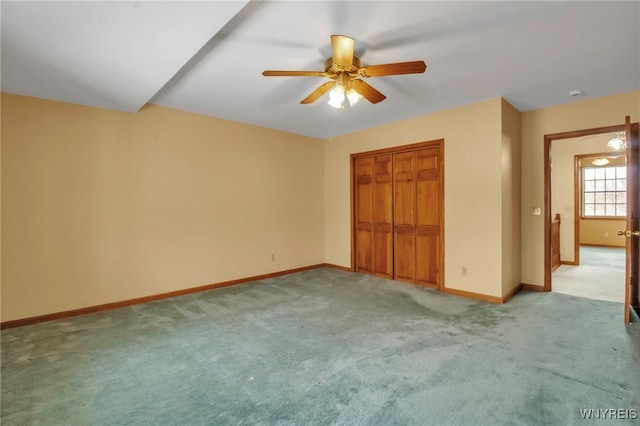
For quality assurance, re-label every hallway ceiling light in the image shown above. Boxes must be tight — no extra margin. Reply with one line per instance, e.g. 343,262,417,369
592,158,610,166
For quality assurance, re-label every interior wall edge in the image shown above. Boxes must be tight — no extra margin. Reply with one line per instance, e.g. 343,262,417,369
521,283,546,292
502,283,523,304
442,286,504,304
321,263,353,273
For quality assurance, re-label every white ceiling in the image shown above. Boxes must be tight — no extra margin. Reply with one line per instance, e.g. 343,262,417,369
2,1,639,139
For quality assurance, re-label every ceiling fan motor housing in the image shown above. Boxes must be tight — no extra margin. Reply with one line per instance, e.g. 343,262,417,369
325,56,361,75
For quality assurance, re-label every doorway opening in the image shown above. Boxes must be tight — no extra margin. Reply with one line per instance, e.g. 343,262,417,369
544,119,639,324
550,134,627,303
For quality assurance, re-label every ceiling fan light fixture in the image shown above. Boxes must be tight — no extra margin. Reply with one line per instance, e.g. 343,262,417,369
328,85,345,108
607,133,626,150
346,88,362,106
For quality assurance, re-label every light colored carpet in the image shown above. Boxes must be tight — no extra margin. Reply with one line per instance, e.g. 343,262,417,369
553,246,625,303
3,268,639,425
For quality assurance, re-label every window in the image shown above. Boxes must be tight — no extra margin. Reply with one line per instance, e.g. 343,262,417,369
582,166,626,217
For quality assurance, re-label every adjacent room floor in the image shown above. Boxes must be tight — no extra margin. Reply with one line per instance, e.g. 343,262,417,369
3,268,639,425
552,246,625,303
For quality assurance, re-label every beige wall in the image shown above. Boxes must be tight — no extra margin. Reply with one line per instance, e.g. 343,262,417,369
4,89,639,321
580,219,626,247
1,93,325,322
325,98,507,298
521,90,640,287
501,99,522,296
551,133,626,261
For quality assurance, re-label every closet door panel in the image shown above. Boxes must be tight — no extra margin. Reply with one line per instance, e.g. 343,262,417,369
355,157,374,273
394,151,417,282
416,148,441,287
373,155,393,278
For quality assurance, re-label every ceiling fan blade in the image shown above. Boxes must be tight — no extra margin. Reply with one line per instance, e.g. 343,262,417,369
358,60,426,77
331,35,355,68
350,79,386,104
300,81,335,104
262,70,329,77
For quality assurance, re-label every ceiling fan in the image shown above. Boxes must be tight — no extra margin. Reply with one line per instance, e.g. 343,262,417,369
262,35,427,108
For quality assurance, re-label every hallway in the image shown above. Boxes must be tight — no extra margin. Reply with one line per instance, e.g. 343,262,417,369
552,246,625,303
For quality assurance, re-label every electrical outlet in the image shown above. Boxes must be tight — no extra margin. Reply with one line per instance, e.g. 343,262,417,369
271,254,275,261
461,267,468,276
604,232,609,238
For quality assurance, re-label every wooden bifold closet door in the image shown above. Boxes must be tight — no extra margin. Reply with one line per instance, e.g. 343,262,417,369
393,151,417,282
353,141,443,289
354,155,393,278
